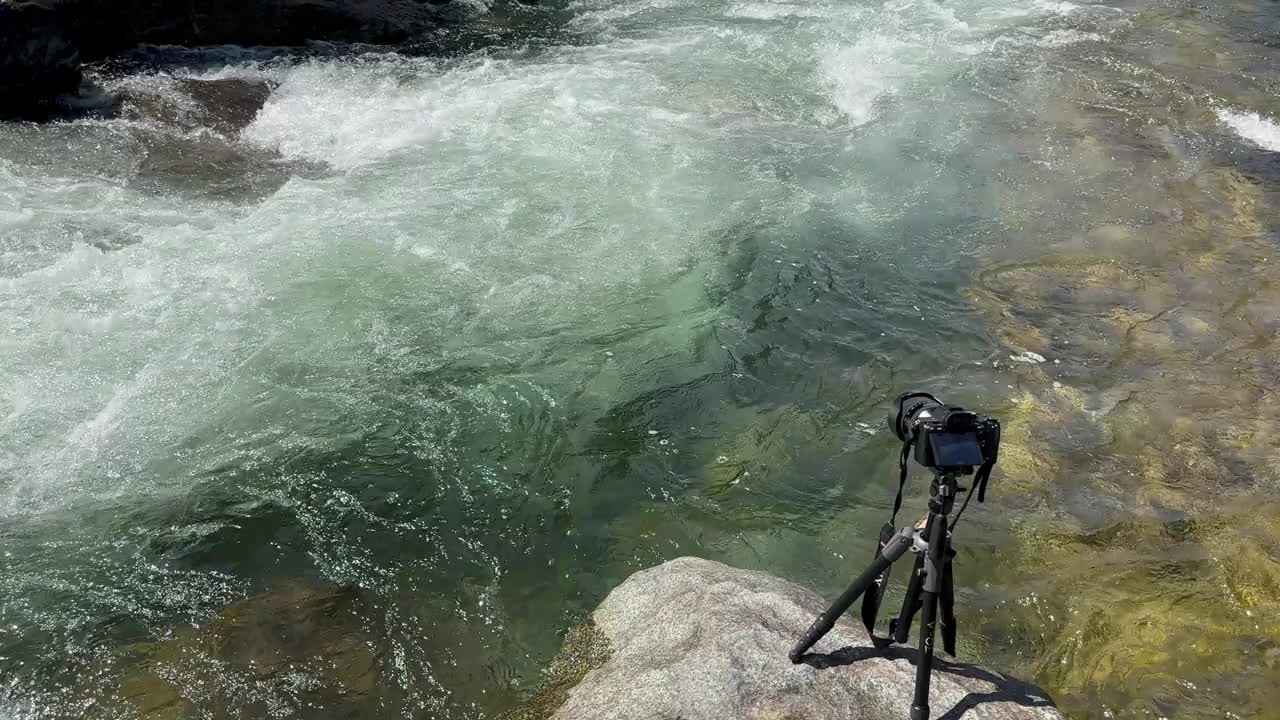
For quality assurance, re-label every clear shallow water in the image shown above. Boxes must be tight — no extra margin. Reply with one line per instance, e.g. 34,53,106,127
2,0,1279,718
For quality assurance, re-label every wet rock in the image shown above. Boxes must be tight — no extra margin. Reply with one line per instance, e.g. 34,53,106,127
179,78,274,135
109,76,309,200
117,78,275,137
132,135,302,200
529,557,1062,720
0,0,82,116
107,579,392,720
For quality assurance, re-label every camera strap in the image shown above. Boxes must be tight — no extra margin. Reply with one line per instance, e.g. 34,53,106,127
861,522,898,649
889,438,913,526
861,532,959,655
862,437,913,648
975,420,1000,503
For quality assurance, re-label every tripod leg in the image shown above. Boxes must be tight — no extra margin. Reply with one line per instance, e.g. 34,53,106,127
940,546,957,656
789,528,914,663
909,515,947,720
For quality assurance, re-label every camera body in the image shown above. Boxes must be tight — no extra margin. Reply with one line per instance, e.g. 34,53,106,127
889,392,1000,473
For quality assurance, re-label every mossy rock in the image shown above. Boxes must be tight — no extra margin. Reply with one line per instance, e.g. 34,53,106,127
984,501,1280,719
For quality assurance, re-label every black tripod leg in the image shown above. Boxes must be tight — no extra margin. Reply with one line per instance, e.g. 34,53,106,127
940,546,956,657
909,515,948,720
789,528,914,663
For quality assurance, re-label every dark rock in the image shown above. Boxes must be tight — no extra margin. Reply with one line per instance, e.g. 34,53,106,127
177,78,275,135
530,557,1063,720
0,0,82,116
77,0,461,59
116,77,275,137
1,0,476,118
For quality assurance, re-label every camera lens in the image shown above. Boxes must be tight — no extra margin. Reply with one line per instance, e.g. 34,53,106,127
888,392,941,442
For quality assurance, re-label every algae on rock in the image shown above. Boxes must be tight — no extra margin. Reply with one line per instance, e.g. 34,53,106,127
498,623,611,720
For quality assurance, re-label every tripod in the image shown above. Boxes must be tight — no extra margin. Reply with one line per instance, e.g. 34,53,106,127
789,470,964,720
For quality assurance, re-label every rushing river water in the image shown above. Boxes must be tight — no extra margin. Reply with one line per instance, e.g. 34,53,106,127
2,0,1279,718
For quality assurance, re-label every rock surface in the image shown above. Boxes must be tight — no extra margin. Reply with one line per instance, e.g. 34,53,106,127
544,557,1062,720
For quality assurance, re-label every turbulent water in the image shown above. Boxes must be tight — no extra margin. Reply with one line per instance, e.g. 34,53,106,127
2,0,1279,718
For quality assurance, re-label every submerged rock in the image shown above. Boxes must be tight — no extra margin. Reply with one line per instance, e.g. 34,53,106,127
106,579,391,720
131,134,319,201
523,557,1062,720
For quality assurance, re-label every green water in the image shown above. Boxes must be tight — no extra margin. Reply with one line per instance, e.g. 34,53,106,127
2,0,1279,718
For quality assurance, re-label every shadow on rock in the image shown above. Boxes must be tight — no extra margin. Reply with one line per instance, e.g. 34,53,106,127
804,645,1059,720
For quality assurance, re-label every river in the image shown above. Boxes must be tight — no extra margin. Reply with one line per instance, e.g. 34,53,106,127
2,0,1278,718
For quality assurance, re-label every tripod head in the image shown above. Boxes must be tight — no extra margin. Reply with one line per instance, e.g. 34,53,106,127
925,469,961,518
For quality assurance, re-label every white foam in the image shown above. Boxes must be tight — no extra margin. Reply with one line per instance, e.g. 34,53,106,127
242,42,699,170
1217,109,1280,152
1037,29,1102,47
818,0,977,126
243,56,452,169
1038,0,1081,13
726,1,834,20
822,37,909,126
979,0,1079,19
569,0,685,28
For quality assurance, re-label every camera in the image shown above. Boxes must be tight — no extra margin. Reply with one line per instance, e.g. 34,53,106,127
889,392,1000,473
790,391,1006,720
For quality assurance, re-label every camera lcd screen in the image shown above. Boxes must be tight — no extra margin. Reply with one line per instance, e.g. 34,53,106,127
928,431,985,467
